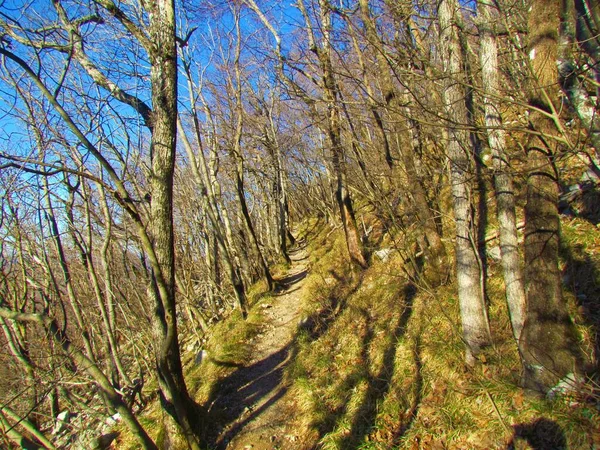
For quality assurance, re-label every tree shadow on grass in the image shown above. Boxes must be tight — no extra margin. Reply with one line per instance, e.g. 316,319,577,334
308,281,421,447
561,240,600,373
391,330,423,445
297,269,363,342
336,282,420,449
506,417,567,450
205,261,363,448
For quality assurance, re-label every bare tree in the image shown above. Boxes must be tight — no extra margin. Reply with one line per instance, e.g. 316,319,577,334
519,0,581,392
477,0,526,343
438,0,491,364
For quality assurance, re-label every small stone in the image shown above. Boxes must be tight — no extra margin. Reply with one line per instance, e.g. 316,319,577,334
374,248,392,262
195,349,208,365
105,412,121,426
52,410,71,435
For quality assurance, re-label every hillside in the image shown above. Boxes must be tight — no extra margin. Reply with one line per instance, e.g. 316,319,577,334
2,1,600,449
110,215,599,449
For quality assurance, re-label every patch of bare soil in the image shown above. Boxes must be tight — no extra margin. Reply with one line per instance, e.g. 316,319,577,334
208,243,310,450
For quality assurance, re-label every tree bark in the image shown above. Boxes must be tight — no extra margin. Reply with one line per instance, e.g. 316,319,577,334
146,1,202,446
439,0,491,364
520,0,581,392
478,0,526,343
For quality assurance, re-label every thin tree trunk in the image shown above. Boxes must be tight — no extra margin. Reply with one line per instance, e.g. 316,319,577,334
229,9,275,290
574,0,600,99
311,0,368,268
147,1,202,446
439,0,491,364
74,179,132,388
478,0,526,343
0,319,38,421
98,182,133,385
42,178,95,360
262,107,292,264
0,410,40,450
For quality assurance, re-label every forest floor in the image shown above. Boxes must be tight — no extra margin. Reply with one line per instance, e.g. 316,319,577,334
207,242,310,450
120,218,598,450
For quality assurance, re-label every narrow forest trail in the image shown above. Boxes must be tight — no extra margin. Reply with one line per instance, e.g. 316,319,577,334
208,242,310,450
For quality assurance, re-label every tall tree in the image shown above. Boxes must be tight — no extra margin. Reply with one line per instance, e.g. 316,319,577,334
0,0,203,445
519,0,581,392
145,0,202,445
478,0,526,343
438,0,491,364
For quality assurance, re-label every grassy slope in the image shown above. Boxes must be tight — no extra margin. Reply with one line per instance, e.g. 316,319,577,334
282,217,599,449
117,214,599,449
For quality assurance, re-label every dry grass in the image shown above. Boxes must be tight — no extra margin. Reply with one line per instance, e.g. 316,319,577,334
282,217,600,449
114,215,600,449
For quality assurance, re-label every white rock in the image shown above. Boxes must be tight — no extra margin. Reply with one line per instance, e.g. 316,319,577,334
195,349,209,365
374,248,392,262
105,412,121,426
547,373,579,399
52,410,71,435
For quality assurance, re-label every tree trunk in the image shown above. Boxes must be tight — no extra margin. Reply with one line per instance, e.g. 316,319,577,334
230,10,275,290
359,0,447,282
439,0,491,364
147,1,202,446
478,0,526,343
315,0,368,269
520,0,581,392
99,182,133,385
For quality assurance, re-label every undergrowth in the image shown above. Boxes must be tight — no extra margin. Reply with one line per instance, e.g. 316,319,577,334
115,215,599,449
283,217,600,449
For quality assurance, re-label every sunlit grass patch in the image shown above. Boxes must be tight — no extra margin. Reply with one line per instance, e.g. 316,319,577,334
284,215,599,449
186,307,262,405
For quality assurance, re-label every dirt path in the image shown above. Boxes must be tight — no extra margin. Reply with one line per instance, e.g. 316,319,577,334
209,243,309,449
